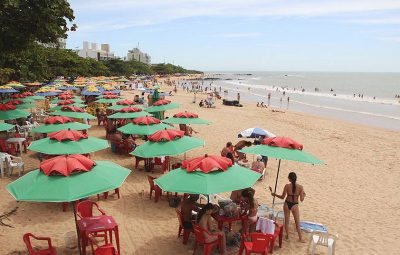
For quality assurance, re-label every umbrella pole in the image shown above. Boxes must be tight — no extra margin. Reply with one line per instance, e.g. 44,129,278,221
272,159,281,205
72,202,83,255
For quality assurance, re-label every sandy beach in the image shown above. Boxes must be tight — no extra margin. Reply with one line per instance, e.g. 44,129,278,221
1,79,400,255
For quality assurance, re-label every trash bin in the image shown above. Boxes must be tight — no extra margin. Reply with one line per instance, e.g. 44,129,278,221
64,231,77,249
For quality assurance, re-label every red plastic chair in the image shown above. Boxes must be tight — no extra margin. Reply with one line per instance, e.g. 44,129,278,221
97,188,120,200
23,233,57,255
176,208,193,245
239,232,272,255
267,222,284,253
147,176,162,203
89,236,119,255
192,224,223,255
76,200,106,219
135,156,145,169
0,139,17,155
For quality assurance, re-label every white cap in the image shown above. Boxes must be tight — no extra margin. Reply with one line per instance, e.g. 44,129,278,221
256,155,262,160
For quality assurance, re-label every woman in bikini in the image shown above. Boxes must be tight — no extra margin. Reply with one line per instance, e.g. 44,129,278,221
270,172,306,242
197,203,227,255
241,189,258,233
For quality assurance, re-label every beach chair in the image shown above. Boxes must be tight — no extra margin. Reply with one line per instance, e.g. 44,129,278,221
192,224,223,255
97,188,120,200
239,232,272,255
23,233,57,255
307,232,338,255
147,175,162,203
176,208,193,245
0,139,17,156
76,200,106,219
4,153,24,176
89,236,119,255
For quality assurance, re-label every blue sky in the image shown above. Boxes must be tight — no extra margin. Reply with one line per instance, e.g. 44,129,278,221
67,0,400,72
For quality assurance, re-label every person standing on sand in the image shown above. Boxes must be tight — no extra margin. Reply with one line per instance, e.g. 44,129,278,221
280,97,283,108
268,93,271,106
237,92,240,102
270,172,306,242
287,97,290,109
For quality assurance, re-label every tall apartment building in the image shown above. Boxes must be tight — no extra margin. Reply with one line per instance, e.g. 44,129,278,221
126,47,151,64
77,41,116,61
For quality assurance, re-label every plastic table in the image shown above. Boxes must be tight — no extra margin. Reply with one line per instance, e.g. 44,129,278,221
77,215,120,255
6,137,26,154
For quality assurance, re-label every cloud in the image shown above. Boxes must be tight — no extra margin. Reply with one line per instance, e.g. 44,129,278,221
347,17,400,25
69,0,400,32
219,32,262,38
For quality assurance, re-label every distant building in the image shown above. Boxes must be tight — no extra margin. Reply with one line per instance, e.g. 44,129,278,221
76,41,117,61
127,47,151,64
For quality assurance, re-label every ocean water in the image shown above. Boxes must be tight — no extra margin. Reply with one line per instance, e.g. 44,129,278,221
204,72,400,131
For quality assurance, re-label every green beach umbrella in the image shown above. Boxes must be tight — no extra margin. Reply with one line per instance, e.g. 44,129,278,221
6,160,130,202
0,122,15,132
28,129,109,154
28,96,45,100
131,129,204,158
31,116,90,133
95,98,121,104
145,99,180,113
4,97,34,103
6,81,25,88
50,106,96,119
107,99,142,111
155,156,261,195
163,111,211,125
240,136,323,204
3,99,35,109
117,116,172,136
0,104,30,120
15,103,36,109
51,97,83,104
108,107,149,119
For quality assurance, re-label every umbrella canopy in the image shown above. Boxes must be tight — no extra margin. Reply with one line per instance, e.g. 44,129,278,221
240,136,323,204
6,81,25,88
0,123,15,132
238,127,276,138
155,165,261,195
6,160,130,202
9,94,35,103
117,116,171,135
31,116,90,134
22,92,44,100
0,86,19,93
107,99,141,110
95,95,121,104
0,103,30,120
181,154,232,173
163,111,211,125
36,91,59,97
49,103,87,111
40,154,95,176
50,106,96,119
131,129,204,157
108,107,149,119
51,97,83,104
145,99,180,113
28,130,108,154
81,90,101,96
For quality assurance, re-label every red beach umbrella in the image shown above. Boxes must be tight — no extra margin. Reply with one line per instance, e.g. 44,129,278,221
173,111,199,118
0,103,16,110
10,94,27,99
103,91,116,95
7,99,23,105
40,154,96,176
119,107,142,113
44,116,74,124
133,116,160,125
148,129,184,142
181,154,232,173
22,92,35,96
103,94,119,99
153,99,171,106
262,136,303,150
58,94,74,100
58,100,75,105
49,130,88,142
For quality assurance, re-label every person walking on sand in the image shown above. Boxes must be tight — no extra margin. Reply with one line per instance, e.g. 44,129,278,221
237,92,241,102
270,172,306,242
267,93,271,106
279,97,283,108
287,97,290,109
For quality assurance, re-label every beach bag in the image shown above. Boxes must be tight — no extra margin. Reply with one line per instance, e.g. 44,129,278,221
169,197,181,208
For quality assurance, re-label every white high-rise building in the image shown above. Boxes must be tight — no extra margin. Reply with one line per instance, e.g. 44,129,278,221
77,41,117,60
127,47,151,64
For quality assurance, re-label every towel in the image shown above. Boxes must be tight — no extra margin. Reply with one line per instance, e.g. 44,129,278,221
256,217,275,234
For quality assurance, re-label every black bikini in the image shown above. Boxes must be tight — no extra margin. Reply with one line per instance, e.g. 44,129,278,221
285,193,298,210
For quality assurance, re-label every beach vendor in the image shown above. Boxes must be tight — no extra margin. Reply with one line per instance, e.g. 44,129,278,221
181,194,203,230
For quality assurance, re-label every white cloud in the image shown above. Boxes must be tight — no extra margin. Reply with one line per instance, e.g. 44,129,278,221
348,17,400,25
69,0,400,32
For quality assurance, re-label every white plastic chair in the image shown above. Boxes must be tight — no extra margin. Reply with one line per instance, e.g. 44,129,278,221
0,153,7,178
4,154,25,176
307,232,338,255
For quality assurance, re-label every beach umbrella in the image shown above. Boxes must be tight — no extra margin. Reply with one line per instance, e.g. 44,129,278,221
6,81,25,88
117,116,172,136
240,136,323,204
155,155,261,195
31,116,91,134
108,99,142,110
5,99,36,109
0,103,30,120
28,129,109,154
50,106,96,119
6,157,131,255
131,129,204,158
108,107,149,119
59,86,79,91
81,90,101,96
21,92,44,100
36,91,59,97
145,99,179,113
49,102,87,111
25,81,43,87
0,86,19,93
238,127,276,138
0,123,15,132
162,111,211,125
95,95,121,104
51,97,83,104
6,94,34,103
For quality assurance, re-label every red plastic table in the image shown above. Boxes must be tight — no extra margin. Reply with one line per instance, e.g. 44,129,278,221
77,215,120,255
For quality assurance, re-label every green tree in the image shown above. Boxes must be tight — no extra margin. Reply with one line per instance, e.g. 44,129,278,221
0,0,76,52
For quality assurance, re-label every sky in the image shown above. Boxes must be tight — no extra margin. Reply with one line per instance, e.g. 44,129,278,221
66,0,400,72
